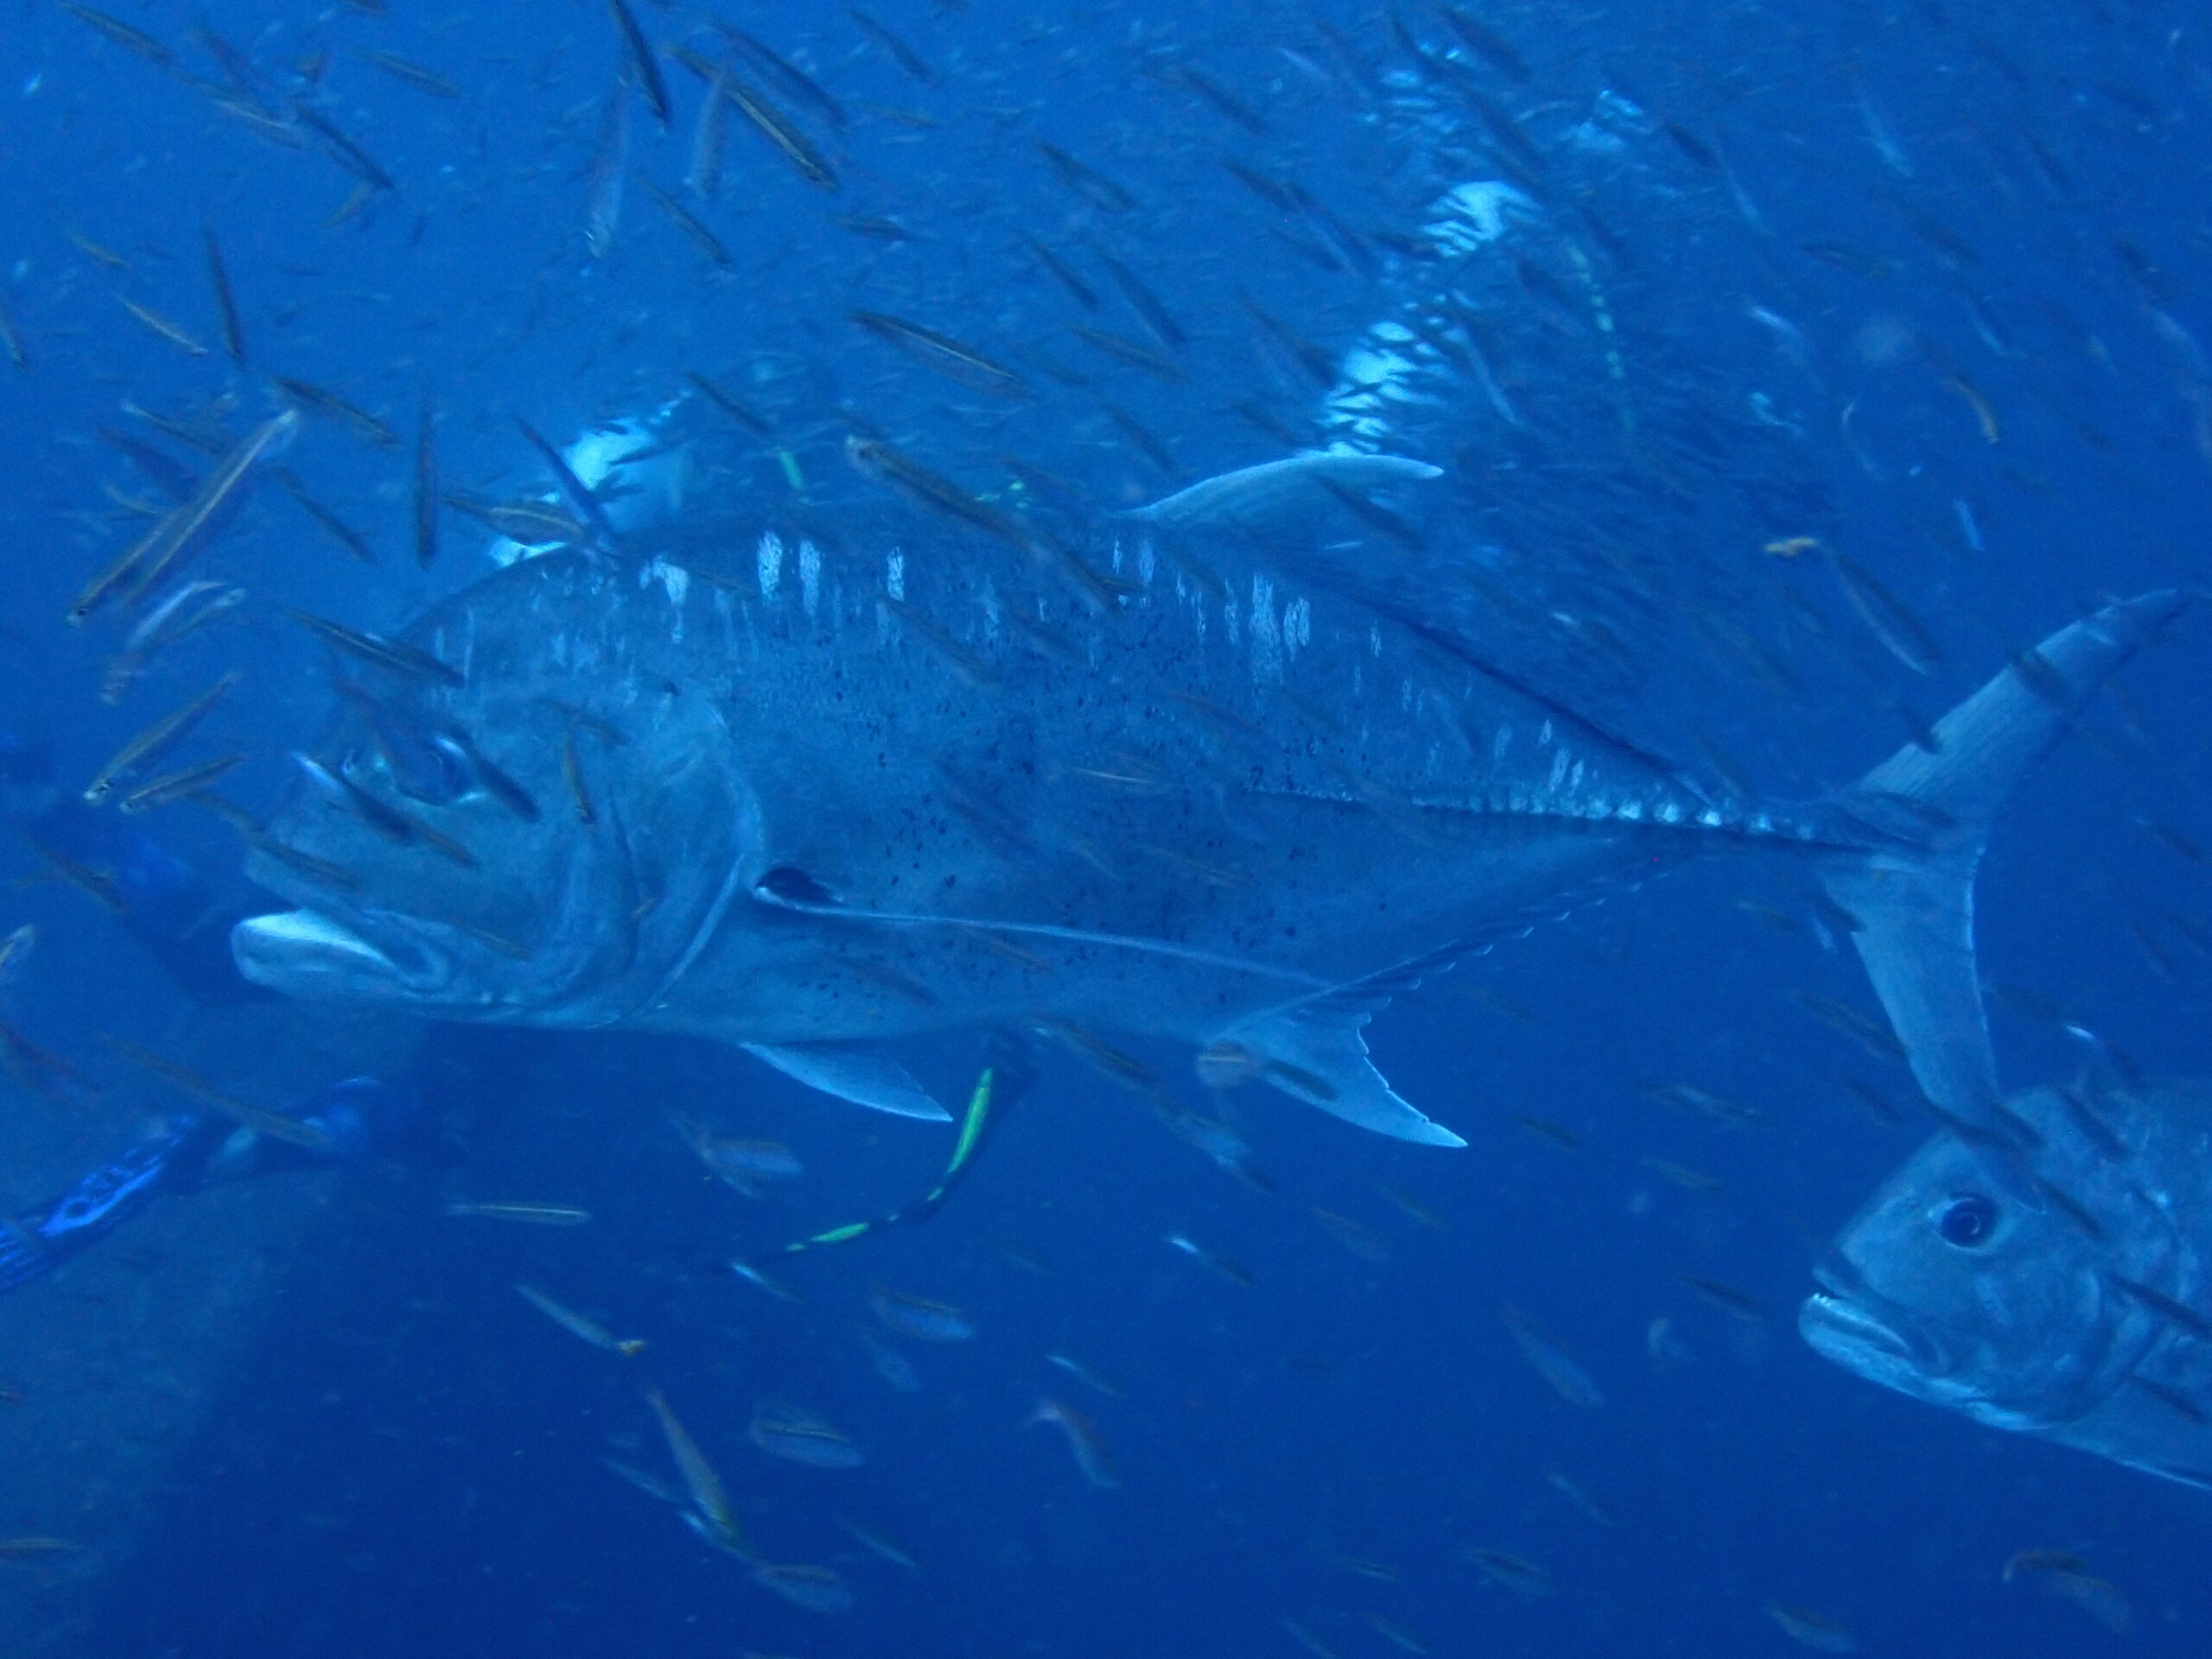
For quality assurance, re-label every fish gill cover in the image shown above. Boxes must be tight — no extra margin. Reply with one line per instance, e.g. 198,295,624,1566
0,1,2207,1656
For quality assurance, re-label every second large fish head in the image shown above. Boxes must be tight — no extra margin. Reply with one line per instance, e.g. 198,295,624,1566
232,558,753,1029
1802,1081,2212,1487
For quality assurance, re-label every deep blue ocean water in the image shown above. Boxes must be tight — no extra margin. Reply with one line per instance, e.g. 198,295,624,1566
2,0,2209,1654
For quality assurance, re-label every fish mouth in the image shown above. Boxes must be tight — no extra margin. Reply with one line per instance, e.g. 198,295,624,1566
1798,1289,1947,1382
232,906,454,999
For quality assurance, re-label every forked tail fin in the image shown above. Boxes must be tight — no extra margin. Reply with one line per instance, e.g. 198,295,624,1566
1817,592,2190,1167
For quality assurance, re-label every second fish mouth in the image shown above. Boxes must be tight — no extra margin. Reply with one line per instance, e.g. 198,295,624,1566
231,906,448,993
1800,1291,1924,1367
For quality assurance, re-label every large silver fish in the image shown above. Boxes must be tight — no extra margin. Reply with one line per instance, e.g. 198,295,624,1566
1803,1079,2212,1488
231,454,2182,1146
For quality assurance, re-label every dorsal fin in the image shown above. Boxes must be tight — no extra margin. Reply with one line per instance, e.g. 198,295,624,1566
1128,458,1699,797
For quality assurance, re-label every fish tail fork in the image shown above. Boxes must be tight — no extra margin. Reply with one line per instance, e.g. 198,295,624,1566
1815,591,2192,1197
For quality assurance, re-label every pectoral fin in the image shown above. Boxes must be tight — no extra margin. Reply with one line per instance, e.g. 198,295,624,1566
741,1042,951,1122
1211,1006,1465,1147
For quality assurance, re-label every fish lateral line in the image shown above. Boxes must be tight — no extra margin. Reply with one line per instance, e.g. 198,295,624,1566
746,876,1331,989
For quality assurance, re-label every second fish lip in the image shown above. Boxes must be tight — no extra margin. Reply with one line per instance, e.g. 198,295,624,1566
1799,1289,1929,1370
231,905,453,995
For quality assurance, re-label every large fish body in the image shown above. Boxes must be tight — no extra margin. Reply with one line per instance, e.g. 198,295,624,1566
231,470,2179,1145
1803,1080,2212,1488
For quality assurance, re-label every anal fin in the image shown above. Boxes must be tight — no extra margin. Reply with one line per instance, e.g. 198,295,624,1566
1211,1005,1465,1147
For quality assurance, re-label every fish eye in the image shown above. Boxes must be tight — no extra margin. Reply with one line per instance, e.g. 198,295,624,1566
1936,1193,1999,1249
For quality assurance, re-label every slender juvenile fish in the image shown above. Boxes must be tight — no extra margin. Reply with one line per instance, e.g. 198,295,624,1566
68,227,131,269
1022,234,1098,308
1034,141,1136,212
444,1200,593,1224
1046,1351,1126,1397
673,48,837,189
849,9,936,83
586,80,632,259
60,3,175,65
1364,1612,1430,1655
1027,1395,1117,1487
850,310,1028,398
749,1561,851,1611
645,1386,744,1550
103,580,245,701
270,377,397,448
286,486,378,564
202,229,245,362
290,611,463,687
108,409,297,611
0,923,34,990
709,22,849,130
1681,1274,1772,1322
294,105,396,191
839,1516,917,1570
118,753,245,814
82,671,238,803
1070,323,1185,382
722,74,839,190
686,60,728,199
0,298,25,372
106,1039,332,1149
1766,1600,1859,1652
0,1536,90,1560
1089,246,1185,349
607,0,671,128
514,417,620,550
1944,372,2002,443
562,723,598,826
290,753,480,868
683,371,772,435
1164,1231,1255,1286
1827,552,1941,676
0,1018,93,1102
516,1282,645,1355
413,400,439,567
1501,1303,1605,1408
1464,1548,1554,1597
118,296,207,357
356,48,461,99
638,175,733,264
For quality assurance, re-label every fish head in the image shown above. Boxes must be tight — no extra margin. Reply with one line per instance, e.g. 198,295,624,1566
1802,1085,2180,1433
233,564,753,1027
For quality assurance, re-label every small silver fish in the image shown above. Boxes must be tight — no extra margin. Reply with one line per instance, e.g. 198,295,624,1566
749,1560,853,1613
516,1282,644,1355
1501,1304,1604,1408
869,1285,976,1343
1027,1395,1116,1488
748,1402,864,1469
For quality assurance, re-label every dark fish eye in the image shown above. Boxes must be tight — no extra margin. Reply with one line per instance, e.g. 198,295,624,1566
1936,1193,1999,1249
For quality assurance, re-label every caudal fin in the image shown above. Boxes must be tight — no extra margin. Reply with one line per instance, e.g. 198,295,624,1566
1817,592,2190,1154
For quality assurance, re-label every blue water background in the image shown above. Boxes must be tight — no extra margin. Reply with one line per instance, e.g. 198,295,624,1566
2,0,2209,1653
